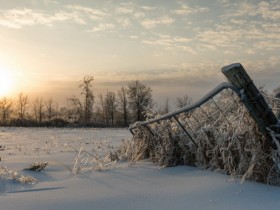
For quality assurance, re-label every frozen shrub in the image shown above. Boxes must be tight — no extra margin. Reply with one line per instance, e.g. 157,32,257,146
120,90,279,184
25,162,49,171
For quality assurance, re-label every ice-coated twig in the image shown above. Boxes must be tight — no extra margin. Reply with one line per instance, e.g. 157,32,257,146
0,166,37,184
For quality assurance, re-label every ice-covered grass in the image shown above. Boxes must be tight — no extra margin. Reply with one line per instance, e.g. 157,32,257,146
1,127,280,210
125,90,280,185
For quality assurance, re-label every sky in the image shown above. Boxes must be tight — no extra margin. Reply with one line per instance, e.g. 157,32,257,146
0,0,279,107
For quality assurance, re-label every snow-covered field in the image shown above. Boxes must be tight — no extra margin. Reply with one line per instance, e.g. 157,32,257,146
1,127,280,210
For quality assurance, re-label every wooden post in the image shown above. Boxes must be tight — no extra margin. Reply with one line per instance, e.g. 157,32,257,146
222,63,279,148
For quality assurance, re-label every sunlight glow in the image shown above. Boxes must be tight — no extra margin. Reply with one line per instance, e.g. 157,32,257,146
0,66,14,97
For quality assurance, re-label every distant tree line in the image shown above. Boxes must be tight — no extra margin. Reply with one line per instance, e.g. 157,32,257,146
0,76,152,127
0,75,194,127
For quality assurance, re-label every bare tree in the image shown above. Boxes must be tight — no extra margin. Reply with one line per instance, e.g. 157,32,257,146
97,93,108,125
67,96,83,123
105,91,117,126
118,86,128,126
176,95,192,108
16,93,29,120
158,98,170,114
45,97,58,121
127,80,153,121
32,97,44,124
0,97,13,124
59,106,74,122
80,75,94,125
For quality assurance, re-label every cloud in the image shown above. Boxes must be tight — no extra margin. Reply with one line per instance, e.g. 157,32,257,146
143,34,192,45
0,4,109,29
140,6,156,11
245,49,255,55
116,17,131,27
196,26,244,48
129,35,139,39
220,2,257,18
133,12,145,19
229,18,246,25
0,8,52,28
172,3,209,15
141,16,175,29
224,50,235,55
50,11,86,24
88,23,115,32
221,1,280,21
142,33,195,53
97,61,224,87
195,20,280,52
0,7,89,29
115,6,134,15
43,0,58,5
254,40,280,50
256,1,280,21
66,5,108,20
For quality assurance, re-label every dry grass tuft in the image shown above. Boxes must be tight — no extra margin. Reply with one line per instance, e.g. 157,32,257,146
0,166,37,184
72,145,117,174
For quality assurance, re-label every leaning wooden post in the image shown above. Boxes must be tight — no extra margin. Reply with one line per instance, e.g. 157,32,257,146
222,63,279,148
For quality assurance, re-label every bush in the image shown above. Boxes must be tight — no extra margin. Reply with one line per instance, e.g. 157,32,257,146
119,91,278,184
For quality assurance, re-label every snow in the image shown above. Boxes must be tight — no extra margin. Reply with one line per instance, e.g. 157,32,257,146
1,127,280,210
221,63,242,73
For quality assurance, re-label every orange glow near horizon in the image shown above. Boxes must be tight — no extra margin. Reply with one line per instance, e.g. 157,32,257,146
0,65,15,97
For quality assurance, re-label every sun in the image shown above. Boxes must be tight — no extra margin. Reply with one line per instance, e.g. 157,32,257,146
0,69,14,97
